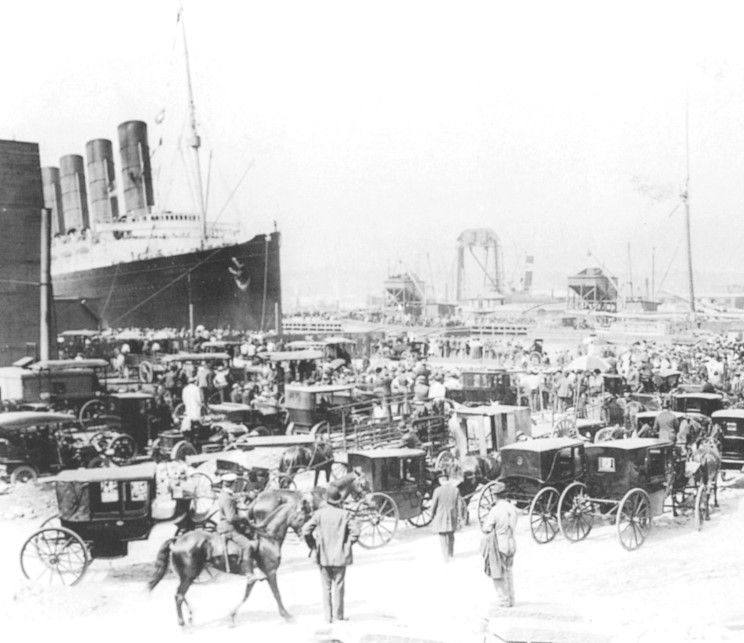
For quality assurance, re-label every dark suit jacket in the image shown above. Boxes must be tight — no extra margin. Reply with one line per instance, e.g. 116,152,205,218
430,481,461,534
302,503,360,567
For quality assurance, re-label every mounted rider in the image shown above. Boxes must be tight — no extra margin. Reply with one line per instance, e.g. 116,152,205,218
217,473,262,581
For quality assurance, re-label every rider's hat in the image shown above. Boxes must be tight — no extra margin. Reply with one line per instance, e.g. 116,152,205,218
326,486,343,506
221,472,238,483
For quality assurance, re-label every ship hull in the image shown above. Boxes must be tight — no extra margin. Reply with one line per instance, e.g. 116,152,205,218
52,232,281,330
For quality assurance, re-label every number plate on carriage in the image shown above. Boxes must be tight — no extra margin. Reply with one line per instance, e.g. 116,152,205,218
598,457,615,473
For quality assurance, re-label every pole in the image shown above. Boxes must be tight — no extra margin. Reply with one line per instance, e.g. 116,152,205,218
40,208,52,362
684,83,696,316
651,246,656,302
188,272,194,336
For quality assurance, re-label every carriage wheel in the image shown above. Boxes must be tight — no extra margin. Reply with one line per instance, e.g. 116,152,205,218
249,425,270,437
10,465,38,485
40,514,61,529
187,472,216,517
107,435,137,465
330,462,349,480
138,361,154,383
172,403,186,424
357,492,398,548
150,438,164,462
616,488,651,551
407,490,433,527
310,421,330,440
553,418,578,439
79,399,106,422
171,440,197,462
267,472,297,491
434,450,455,473
20,527,90,586
558,482,594,542
529,487,560,544
477,480,502,532
285,422,296,435
694,485,709,531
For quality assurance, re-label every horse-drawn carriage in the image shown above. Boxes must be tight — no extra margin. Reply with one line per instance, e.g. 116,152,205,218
19,462,206,585
0,411,140,483
477,437,586,543
557,438,677,550
339,448,435,548
284,383,357,436
712,409,744,470
672,392,724,418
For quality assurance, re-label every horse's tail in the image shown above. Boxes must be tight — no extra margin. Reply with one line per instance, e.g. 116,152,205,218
148,537,176,591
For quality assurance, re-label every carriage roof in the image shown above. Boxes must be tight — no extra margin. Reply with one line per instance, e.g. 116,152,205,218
285,383,354,394
261,349,324,362
673,392,724,400
500,437,584,453
49,462,157,483
585,437,672,453
454,404,524,417
0,411,78,431
31,359,109,371
347,448,426,460
712,409,744,420
161,352,231,363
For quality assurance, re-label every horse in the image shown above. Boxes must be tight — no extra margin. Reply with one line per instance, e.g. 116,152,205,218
278,437,334,486
691,438,721,513
148,500,311,628
310,468,370,508
246,489,314,545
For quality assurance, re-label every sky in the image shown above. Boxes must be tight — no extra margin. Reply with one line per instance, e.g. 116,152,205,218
3,0,744,308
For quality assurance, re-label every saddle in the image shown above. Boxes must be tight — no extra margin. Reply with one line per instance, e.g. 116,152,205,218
210,534,248,574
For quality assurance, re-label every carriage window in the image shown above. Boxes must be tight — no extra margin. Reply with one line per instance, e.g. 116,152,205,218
129,481,149,502
598,457,615,473
725,422,739,434
555,448,573,476
100,480,120,503
647,449,665,477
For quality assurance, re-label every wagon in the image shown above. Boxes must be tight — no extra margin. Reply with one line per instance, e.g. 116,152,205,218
557,438,675,550
343,448,433,548
284,383,356,436
19,463,200,585
477,437,586,543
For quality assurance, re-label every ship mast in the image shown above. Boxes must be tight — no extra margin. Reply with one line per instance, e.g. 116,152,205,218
179,4,207,246
683,85,696,317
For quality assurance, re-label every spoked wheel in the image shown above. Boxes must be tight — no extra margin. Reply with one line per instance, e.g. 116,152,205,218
477,480,503,531
357,492,399,548
187,472,216,517
694,485,709,531
407,490,433,527
171,440,197,462
558,482,594,542
553,418,578,439
434,450,455,474
79,399,106,422
528,486,560,544
20,527,90,586
10,465,38,484
310,421,330,440
267,472,297,491
107,434,137,465
330,462,349,480
616,488,651,551
39,514,61,529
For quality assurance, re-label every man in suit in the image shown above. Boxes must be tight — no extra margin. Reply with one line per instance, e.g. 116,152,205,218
302,485,360,623
430,473,463,561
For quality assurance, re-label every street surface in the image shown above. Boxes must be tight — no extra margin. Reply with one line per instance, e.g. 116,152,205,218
1,472,744,643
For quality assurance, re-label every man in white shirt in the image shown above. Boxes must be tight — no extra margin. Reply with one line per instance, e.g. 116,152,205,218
181,377,203,432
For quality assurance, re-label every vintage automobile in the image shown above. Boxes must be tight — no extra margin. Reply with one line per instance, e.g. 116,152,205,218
711,409,744,471
0,411,137,483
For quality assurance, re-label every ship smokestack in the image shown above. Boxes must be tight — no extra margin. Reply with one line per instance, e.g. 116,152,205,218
59,154,90,232
118,120,153,215
41,166,65,235
85,139,119,228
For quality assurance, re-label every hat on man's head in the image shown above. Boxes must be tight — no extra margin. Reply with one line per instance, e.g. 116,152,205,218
326,485,343,506
221,472,238,483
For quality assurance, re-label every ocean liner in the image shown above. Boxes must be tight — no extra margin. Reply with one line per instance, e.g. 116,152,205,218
41,14,281,332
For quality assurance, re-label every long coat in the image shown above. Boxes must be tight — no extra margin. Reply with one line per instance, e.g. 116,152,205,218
430,481,461,534
302,503,360,567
